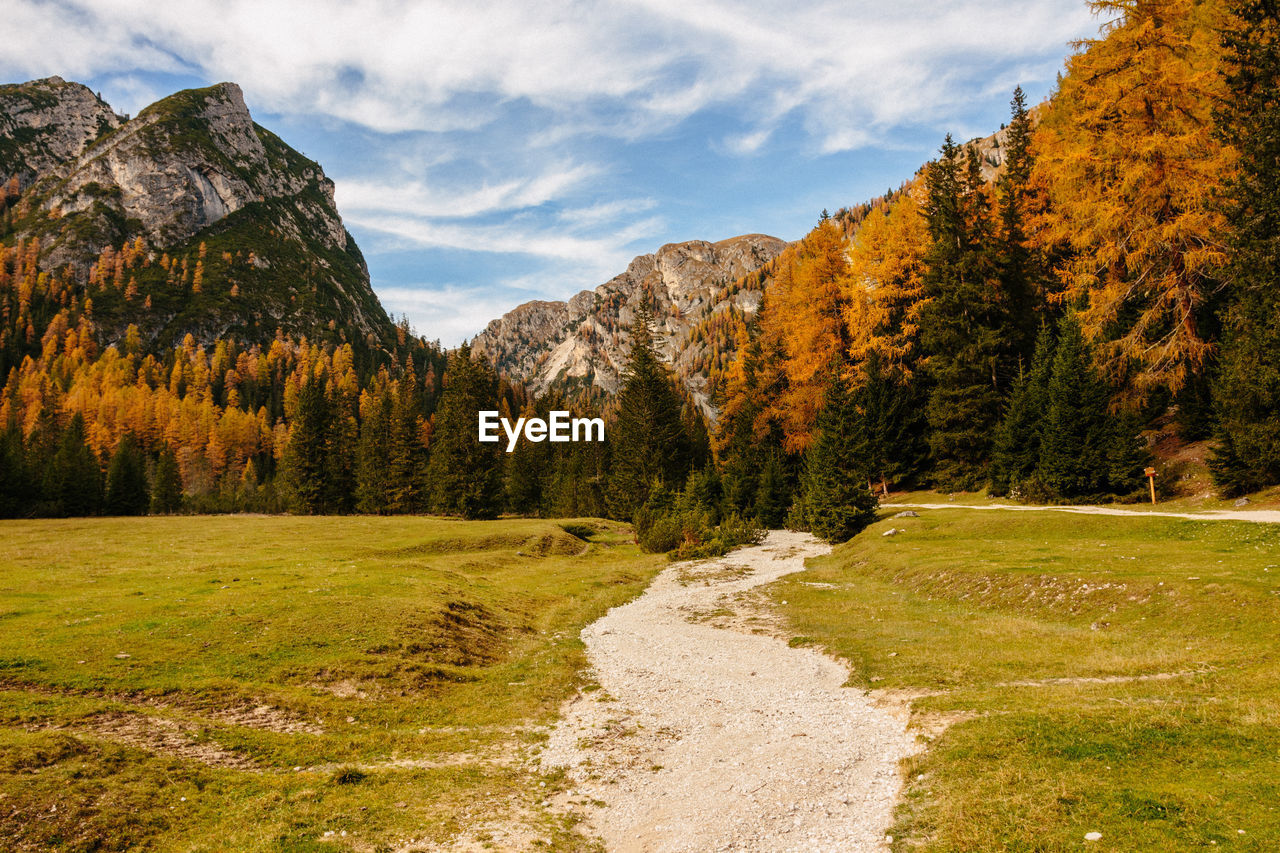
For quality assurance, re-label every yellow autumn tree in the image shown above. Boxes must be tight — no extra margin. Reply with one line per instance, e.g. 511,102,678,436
1033,0,1236,398
842,180,931,382
756,218,851,450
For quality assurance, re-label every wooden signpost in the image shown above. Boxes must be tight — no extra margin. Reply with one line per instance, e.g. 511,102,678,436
1145,466,1157,504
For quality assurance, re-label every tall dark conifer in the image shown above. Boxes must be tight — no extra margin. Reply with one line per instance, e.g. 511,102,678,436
44,414,101,517
996,86,1042,364
281,377,332,513
607,304,691,519
104,434,148,516
919,136,1007,489
1212,1,1280,494
798,367,878,543
150,446,183,514
426,345,504,519
990,323,1056,495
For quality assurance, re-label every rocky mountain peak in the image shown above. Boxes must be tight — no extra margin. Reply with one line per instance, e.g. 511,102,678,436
1,78,392,350
0,76,121,192
474,233,786,411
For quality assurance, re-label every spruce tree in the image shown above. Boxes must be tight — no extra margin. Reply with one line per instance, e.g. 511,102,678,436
856,353,928,495
505,403,546,515
425,345,504,519
1212,1,1280,494
387,379,427,512
919,137,1008,490
996,86,1042,364
800,368,878,543
44,414,101,517
356,387,394,513
0,420,33,518
990,323,1056,495
1038,317,1111,498
151,446,183,514
104,434,148,516
281,378,332,513
607,304,692,519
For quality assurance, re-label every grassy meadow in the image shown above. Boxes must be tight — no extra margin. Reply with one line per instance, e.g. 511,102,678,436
0,515,663,851
773,509,1280,851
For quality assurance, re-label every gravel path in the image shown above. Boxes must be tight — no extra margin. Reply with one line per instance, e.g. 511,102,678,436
883,502,1280,524
541,530,916,852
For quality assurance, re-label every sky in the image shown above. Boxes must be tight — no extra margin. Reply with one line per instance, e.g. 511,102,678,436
2,0,1102,345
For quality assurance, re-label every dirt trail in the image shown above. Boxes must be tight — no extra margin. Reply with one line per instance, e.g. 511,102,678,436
541,531,915,853
883,502,1280,524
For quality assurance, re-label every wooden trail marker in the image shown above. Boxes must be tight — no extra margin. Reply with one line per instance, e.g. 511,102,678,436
1145,466,1157,504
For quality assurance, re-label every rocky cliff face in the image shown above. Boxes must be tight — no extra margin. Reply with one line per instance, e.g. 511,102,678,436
0,78,392,350
474,234,786,412
0,77,121,193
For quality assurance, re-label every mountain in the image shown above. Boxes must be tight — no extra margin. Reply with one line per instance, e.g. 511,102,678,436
473,234,786,413
0,77,393,352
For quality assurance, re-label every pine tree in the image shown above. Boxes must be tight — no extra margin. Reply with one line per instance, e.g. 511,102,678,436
855,352,928,495
356,387,394,513
608,304,692,519
996,86,1042,364
0,419,33,518
151,446,183,514
990,323,1056,495
425,345,504,519
1211,0,1280,495
505,403,546,515
104,433,148,516
799,368,878,543
919,136,1008,490
44,414,101,517
1037,315,1147,500
280,377,332,513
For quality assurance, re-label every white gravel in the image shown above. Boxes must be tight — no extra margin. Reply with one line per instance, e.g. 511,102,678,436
541,530,917,852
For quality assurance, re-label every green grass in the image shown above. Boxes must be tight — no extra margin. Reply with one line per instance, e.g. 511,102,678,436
772,509,1280,851
0,515,662,851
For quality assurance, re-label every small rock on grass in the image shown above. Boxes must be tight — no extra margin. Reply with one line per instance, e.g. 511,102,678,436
1085,831,1102,841
892,510,919,519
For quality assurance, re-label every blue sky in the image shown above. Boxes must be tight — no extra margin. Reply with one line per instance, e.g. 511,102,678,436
4,0,1100,345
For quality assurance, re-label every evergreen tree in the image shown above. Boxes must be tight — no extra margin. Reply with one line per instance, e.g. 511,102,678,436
356,387,394,513
104,434,148,516
44,414,101,517
919,136,1008,489
505,403,546,515
1212,0,1280,494
754,448,792,529
798,368,878,543
426,345,504,519
0,420,33,518
281,377,332,513
1037,315,1147,501
996,85,1043,365
150,446,183,514
990,324,1056,495
607,304,692,519
387,382,427,513
323,392,358,514
856,352,928,495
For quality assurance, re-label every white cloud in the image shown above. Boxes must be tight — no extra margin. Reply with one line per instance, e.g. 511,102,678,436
348,213,663,267
375,284,518,343
7,0,1098,150
335,163,600,220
